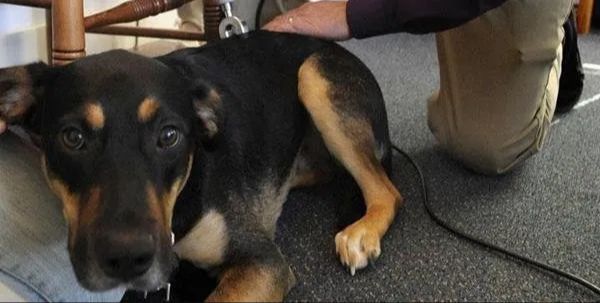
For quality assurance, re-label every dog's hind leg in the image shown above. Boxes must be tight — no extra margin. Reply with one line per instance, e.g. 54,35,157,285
290,124,336,189
298,50,403,275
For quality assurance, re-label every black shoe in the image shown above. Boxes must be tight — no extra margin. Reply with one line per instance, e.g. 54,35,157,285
556,11,585,114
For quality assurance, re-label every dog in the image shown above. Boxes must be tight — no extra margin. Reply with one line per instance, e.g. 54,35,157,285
0,31,403,301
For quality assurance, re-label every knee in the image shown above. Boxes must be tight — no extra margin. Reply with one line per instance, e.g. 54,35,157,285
448,138,524,175
443,121,551,175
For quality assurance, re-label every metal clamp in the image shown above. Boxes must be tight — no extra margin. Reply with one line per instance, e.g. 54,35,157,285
218,2,249,39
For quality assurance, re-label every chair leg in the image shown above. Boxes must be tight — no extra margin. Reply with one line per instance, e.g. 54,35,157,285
52,0,85,65
577,0,595,34
203,2,223,41
45,9,52,63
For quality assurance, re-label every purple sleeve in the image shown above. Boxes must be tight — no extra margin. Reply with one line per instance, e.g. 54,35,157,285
346,0,508,38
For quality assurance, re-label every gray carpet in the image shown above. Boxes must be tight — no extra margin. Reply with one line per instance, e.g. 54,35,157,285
276,32,600,301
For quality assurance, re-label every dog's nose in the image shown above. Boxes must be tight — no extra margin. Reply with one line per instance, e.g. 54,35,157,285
96,231,156,280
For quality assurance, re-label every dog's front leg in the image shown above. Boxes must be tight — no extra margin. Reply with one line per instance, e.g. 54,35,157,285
206,239,296,302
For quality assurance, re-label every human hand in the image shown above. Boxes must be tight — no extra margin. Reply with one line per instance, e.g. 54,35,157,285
262,1,351,41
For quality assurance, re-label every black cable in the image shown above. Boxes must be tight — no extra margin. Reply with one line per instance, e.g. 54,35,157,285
255,0,266,30
391,144,600,297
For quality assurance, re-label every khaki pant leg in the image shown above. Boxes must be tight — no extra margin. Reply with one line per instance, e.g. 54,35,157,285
427,0,573,174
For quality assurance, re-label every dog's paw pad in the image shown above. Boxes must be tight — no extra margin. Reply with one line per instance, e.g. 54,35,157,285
334,222,381,275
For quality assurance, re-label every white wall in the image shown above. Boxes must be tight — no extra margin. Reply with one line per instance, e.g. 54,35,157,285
0,4,48,67
0,1,185,67
0,0,301,68
0,4,46,33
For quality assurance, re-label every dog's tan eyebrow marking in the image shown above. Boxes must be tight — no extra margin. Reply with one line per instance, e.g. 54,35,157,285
84,102,105,130
137,97,160,123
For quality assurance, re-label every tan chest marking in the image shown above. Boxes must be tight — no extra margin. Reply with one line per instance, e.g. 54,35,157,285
173,209,229,268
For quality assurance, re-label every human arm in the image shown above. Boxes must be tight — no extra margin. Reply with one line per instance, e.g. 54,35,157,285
262,1,351,40
263,0,508,40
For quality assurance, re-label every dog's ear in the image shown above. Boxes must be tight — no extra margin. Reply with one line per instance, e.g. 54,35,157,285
0,62,50,126
191,81,222,149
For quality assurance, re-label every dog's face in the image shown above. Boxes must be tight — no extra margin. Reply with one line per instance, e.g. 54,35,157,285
0,50,219,291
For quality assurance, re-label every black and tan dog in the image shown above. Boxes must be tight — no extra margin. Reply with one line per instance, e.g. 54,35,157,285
0,31,402,301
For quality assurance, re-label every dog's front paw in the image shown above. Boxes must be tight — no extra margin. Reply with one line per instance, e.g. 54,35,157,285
334,220,381,276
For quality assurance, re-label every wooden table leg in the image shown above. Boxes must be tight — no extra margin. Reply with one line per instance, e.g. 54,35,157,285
577,0,595,34
52,0,85,65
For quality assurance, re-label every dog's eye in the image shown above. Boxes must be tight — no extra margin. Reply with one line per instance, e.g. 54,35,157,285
62,127,85,150
158,126,180,149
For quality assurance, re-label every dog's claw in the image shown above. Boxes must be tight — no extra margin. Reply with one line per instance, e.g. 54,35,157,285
335,220,382,276
368,257,377,269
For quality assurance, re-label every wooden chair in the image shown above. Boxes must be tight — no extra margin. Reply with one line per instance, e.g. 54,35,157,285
0,0,231,65
577,0,595,34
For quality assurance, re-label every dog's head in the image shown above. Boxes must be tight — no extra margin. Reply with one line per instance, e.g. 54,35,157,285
0,50,220,291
